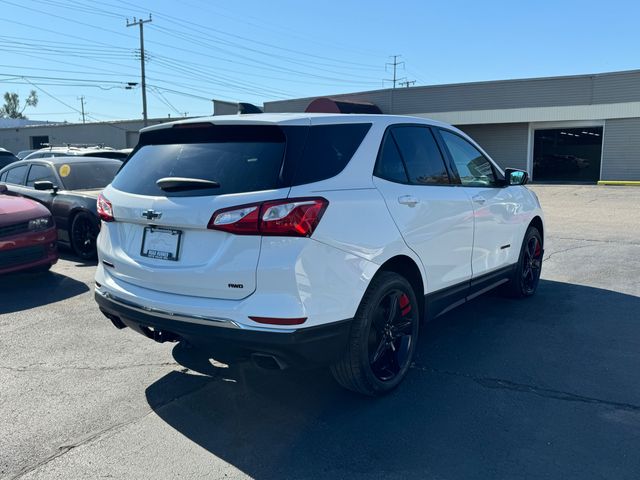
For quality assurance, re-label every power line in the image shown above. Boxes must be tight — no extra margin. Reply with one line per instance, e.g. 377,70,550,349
180,0,384,60
51,0,384,81
146,85,211,102
0,64,138,79
0,6,382,102
95,0,384,68
22,78,129,129
149,86,182,116
3,0,136,42
0,73,131,85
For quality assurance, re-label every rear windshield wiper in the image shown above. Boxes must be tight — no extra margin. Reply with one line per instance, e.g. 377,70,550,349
156,177,220,192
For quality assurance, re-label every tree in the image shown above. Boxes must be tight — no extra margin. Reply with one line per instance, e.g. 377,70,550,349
0,90,38,119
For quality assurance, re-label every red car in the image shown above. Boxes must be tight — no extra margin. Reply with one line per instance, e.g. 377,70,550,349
0,185,58,274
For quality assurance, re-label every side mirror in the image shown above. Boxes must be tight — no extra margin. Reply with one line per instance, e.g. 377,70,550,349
0,184,7,194
34,180,59,193
504,168,528,186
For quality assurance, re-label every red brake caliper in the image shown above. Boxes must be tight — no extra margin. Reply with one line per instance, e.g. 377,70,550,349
399,293,411,316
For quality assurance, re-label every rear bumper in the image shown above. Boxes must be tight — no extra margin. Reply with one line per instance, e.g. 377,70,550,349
95,289,352,368
0,228,58,274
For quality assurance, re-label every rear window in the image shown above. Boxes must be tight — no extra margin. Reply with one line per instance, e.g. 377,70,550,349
113,123,371,197
58,162,120,190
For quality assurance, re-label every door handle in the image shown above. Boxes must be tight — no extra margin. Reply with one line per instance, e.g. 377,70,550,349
398,195,419,207
472,195,486,205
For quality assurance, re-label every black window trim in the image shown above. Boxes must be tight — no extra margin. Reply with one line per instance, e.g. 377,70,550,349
434,127,505,188
373,123,455,187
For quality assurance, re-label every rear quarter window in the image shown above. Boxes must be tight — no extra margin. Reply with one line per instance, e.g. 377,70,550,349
288,123,371,186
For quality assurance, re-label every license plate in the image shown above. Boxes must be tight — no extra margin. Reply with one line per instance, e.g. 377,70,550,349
141,227,182,261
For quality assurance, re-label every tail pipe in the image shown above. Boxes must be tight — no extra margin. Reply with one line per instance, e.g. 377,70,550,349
98,307,180,343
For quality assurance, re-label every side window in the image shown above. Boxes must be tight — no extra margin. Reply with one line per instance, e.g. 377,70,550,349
5,165,28,185
26,164,57,187
439,130,497,187
374,132,409,183
290,124,371,186
0,171,7,182
391,126,450,185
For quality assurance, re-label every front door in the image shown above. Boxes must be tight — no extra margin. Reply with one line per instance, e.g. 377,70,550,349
437,128,520,277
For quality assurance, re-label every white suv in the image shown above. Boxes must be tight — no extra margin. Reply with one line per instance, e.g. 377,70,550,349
94,113,544,396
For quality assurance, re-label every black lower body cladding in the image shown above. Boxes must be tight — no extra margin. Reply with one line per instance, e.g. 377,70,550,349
95,292,352,369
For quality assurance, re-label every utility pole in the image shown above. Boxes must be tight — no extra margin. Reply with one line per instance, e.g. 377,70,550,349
127,15,152,126
399,80,416,88
78,95,86,123
385,55,406,89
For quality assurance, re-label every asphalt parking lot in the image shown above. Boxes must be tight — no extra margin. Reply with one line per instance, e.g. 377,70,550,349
1,185,639,480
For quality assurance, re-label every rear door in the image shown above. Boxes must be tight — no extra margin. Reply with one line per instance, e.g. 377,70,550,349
101,123,296,300
372,125,474,294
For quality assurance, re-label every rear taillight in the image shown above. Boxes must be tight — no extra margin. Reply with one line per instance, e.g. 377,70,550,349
208,197,328,237
97,193,114,222
209,205,259,234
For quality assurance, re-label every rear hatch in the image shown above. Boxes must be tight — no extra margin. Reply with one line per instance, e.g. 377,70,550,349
103,123,296,300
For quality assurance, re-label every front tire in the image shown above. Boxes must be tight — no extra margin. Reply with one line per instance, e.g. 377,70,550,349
505,226,543,298
331,271,420,396
70,212,99,260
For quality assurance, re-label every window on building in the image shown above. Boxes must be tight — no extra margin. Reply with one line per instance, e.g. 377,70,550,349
30,136,49,149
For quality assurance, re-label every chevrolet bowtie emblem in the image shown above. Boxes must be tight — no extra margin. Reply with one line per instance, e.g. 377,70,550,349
141,209,162,220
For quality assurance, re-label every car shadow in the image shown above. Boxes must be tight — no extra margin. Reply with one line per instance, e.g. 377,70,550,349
58,249,98,267
0,269,89,314
145,280,640,479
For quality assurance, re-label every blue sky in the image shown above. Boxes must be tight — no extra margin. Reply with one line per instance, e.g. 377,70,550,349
1,0,639,123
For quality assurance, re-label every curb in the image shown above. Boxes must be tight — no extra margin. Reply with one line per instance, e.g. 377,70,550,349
597,181,640,186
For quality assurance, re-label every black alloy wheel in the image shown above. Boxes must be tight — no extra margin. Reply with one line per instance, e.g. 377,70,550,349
504,226,543,298
368,289,416,381
71,212,99,260
521,233,543,295
331,271,420,396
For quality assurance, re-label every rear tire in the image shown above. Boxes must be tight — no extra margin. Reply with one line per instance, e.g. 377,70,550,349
70,212,99,260
331,271,419,396
504,226,543,298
